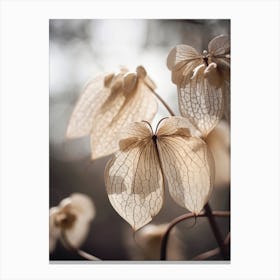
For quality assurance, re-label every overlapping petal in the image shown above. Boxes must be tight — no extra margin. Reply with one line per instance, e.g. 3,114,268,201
105,117,214,230
67,66,158,159
167,35,230,135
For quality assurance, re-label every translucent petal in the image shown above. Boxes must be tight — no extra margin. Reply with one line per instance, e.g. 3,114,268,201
67,66,157,160
208,34,230,56
178,66,224,136
156,116,202,138
66,74,112,138
90,75,157,159
167,45,202,85
157,129,214,214
105,125,164,230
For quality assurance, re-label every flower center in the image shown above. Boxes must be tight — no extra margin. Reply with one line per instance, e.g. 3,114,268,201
54,209,77,229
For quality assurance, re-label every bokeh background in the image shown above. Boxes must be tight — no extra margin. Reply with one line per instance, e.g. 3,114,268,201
49,19,230,261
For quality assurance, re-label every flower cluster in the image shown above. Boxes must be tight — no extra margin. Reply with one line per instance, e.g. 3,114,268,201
50,34,230,253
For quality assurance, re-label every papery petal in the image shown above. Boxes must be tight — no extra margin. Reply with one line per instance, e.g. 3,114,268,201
66,74,112,138
90,76,157,159
67,67,157,160
157,132,214,215
105,124,164,230
167,44,202,85
156,116,201,138
178,67,224,137
208,34,230,56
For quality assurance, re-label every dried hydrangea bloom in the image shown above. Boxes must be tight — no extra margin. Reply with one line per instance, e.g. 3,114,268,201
167,35,230,135
49,193,95,253
105,116,214,230
67,66,158,159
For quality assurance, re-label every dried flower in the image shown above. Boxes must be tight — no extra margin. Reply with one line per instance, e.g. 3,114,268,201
167,35,230,135
105,116,214,230
67,66,158,159
49,193,95,253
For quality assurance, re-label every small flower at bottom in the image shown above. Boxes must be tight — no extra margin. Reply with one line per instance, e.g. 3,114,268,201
105,116,214,230
49,193,95,253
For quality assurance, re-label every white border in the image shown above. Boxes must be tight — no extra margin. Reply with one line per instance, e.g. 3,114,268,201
1,1,279,279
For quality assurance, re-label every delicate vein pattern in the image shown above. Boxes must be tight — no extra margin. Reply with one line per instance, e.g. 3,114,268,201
66,66,158,159
167,35,230,135
105,117,214,230
157,132,214,214
179,67,224,136
105,122,164,231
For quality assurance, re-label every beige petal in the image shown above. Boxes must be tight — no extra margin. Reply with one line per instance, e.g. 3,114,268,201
67,67,157,160
178,66,224,137
157,131,214,215
156,116,201,138
90,75,157,159
66,74,112,138
105,123,164,230
208,34,230,56
167,45,202,85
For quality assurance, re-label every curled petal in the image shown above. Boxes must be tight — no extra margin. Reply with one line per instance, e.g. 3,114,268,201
167,44,202,85
67,67,157,160
156,116,201,138
105,126,164,230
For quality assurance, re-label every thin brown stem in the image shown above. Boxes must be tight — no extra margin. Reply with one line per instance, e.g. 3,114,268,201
61,231,101,261
193,232,230,260
150,88,176,116
204,203,229,260
160,210,230,260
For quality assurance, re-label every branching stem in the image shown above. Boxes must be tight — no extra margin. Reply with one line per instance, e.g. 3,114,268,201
160,210,230,260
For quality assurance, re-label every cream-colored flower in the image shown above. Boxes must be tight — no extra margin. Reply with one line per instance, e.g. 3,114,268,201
49,193,95,253
105,116,214,230
167,35,230,135
67,66,158,160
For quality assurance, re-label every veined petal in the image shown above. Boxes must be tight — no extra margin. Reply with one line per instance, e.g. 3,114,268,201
178,67,224,137
67,66,157,160
167,44,203,85
208,34,230,56
90,74,157,159
105,124,164,230
157,127,214,214
66,74,112,138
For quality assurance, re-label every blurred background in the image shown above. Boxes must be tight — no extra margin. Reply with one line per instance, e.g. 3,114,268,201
49,19,230,261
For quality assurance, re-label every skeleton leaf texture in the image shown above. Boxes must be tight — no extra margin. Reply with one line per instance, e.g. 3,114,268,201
167,35,230,135
105,117,214,230
67,66,158,159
